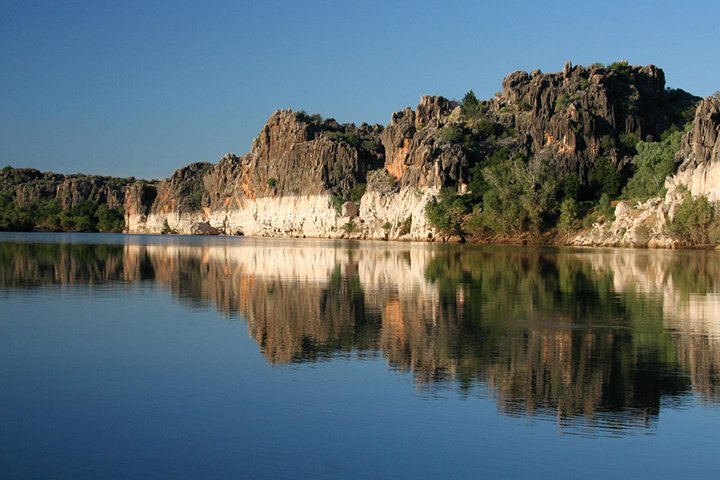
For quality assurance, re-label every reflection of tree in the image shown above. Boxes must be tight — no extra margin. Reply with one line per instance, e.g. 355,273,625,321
406,250,692,422
0,243,126,287
2,239,719,430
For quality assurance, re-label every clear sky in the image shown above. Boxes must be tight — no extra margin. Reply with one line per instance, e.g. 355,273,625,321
2,0,719,179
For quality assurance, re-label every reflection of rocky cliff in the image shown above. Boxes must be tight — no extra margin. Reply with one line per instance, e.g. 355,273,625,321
2,238,720,429
582,250,720,401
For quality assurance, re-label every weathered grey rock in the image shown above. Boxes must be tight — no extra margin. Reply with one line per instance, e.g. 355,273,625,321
381,96,473,191
664,95,720,202
491,62,698,180
415,95,459,129
677,96,720,171
191,221,220,235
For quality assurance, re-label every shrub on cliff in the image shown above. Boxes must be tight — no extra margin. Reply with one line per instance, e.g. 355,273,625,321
324,130,379,154
438,124,463,143
161,219,177,235
425,189,471,236
667,193,719,244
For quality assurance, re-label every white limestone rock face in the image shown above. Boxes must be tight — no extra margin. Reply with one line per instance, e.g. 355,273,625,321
130,194,341,237
571,198,677,248
359,187,436,241
127,188,440,242
665,96,720,199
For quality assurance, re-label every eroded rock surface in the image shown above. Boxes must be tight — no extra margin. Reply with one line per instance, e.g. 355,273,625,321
2,63,716,247
572,95,720,248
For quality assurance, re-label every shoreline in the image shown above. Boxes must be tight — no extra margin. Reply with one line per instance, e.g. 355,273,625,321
4,228,719,251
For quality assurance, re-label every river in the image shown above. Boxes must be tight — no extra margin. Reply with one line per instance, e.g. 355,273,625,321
1,232,719,478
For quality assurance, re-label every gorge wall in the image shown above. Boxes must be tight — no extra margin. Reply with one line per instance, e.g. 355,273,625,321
3,61,720,246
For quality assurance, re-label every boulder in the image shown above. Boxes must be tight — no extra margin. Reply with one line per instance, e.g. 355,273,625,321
191,221,220,235
341,201,359,219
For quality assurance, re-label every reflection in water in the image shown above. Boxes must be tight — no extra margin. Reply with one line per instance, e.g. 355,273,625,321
2,236,720,434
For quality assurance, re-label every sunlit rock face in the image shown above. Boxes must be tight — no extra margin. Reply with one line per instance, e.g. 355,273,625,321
4,238,720,431
122,63,698,243
492,63,694,177
122,101,460,241
3,63,706,246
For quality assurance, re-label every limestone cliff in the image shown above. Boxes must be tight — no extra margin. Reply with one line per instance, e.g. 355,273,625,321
2,62,715,245
667,96,720,199
494,62,696,175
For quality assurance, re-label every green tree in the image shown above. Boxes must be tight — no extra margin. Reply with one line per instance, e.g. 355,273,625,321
560,173,581,201
558,198,579,235
96,204,125,232
474,158,558,235
622,130,683,200
468,149,510,203
590,157,620,199
425,189,471,236
462,90,479,110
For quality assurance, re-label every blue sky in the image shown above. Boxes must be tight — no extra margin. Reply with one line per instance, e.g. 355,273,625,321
2,0,719,179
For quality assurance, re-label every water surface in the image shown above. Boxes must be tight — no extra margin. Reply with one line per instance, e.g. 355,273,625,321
1,232,719,478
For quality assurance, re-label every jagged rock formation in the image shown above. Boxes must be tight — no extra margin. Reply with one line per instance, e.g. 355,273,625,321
0,167,130,210
574,95,720,248
668,96,720,199
2,62,717,246
494,62,696,175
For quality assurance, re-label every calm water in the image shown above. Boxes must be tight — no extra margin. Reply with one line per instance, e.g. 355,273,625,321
1,232,720,479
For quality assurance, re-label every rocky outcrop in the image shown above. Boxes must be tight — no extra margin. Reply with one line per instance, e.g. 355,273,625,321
381,97,472,191
492,61,697,179
572,198,678,248
572,95,720,248
125,107,436,240
666,96,720,200
3,62,716,246
0,167,131,210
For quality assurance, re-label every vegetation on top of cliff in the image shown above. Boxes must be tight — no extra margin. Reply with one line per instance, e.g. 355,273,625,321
295,110,384,158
